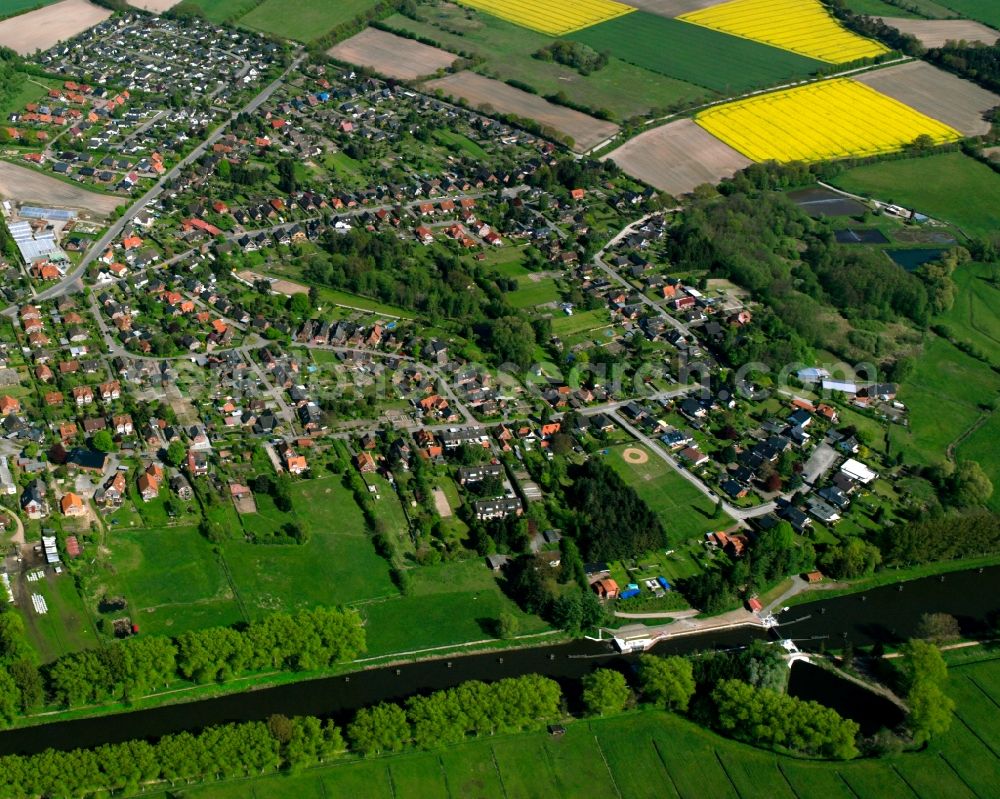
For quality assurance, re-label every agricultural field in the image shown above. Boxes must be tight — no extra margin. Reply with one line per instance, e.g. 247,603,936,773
680,0,889,63
359,559,550,656
147,653,1000,799
604,443,735,543
327,28,457,80
842,0,922,17
877,16,1000,47
0,0,63,19
173,0,259,23
696,78,961,163
830,151,1000,236
0,0,111,55
128,0,181,11
0,162,122,216
423,71,619,152
571,12,825,93
384,7,709,120
239,0,380,42
937,0,1000,27
617,0,731,16
854,61,1000,137
457,0,635,36
604,118,752,196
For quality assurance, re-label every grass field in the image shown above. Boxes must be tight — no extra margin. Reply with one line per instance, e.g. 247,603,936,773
572,12,826,93
698,78,961,163
360,559,549,656
831,152,1000,237
384,9,709,120
222,478,398,620
938,0,1000,27
604,443,735,544
680,0,889,63
457,0,635,35
22,573,97,663
551,308,611,337
171,0,259,23
145,653,1000,799
239,0,380,41
841,0,921,17
506,277,561,308
890,333,1000,482
107,526,244,636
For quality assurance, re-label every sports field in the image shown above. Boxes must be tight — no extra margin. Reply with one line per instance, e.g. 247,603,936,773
239,0,380,41
145,653,1000,799
831,152,1000,236
604,443,734,543
696,78,961,163
571,12,825,93
458,0,635,35
680,0,889,63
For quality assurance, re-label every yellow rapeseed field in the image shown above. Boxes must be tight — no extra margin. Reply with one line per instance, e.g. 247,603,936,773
457,0,635,36
680,0,888,64
696,78,961,163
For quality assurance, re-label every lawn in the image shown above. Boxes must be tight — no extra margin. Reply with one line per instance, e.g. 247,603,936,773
571,12,825,94
139,652,1000,799
937,0,1000,26
106,526,244,636
550,307,611,337
432,129,488,159
385,9,709,120
223,478,398,619
505,277,561,308
359,559,548,656
604,443,735,544
239,0,381,41
831,152,1000,237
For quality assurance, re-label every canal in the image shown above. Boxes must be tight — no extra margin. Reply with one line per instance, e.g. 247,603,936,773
0,565,995,756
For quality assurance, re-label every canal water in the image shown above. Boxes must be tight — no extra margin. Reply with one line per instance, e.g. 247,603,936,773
0,566,995,756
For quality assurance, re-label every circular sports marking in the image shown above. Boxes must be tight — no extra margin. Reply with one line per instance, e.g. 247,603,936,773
622,447,649,464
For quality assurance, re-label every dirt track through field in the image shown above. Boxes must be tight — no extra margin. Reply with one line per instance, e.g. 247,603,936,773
619,0,728,17
0,161,122,215
0,0,111,55
329,28,457,80
855,61,1000,136
424,71,618,152
878,17,1000,48
603,118,751,196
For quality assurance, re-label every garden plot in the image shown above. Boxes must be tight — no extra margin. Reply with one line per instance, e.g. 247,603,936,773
328,28,457,80
604,118,751,196
854,60,1000,137
423,71,619,152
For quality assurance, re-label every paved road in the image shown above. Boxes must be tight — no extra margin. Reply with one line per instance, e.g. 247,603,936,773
5,52,305,314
